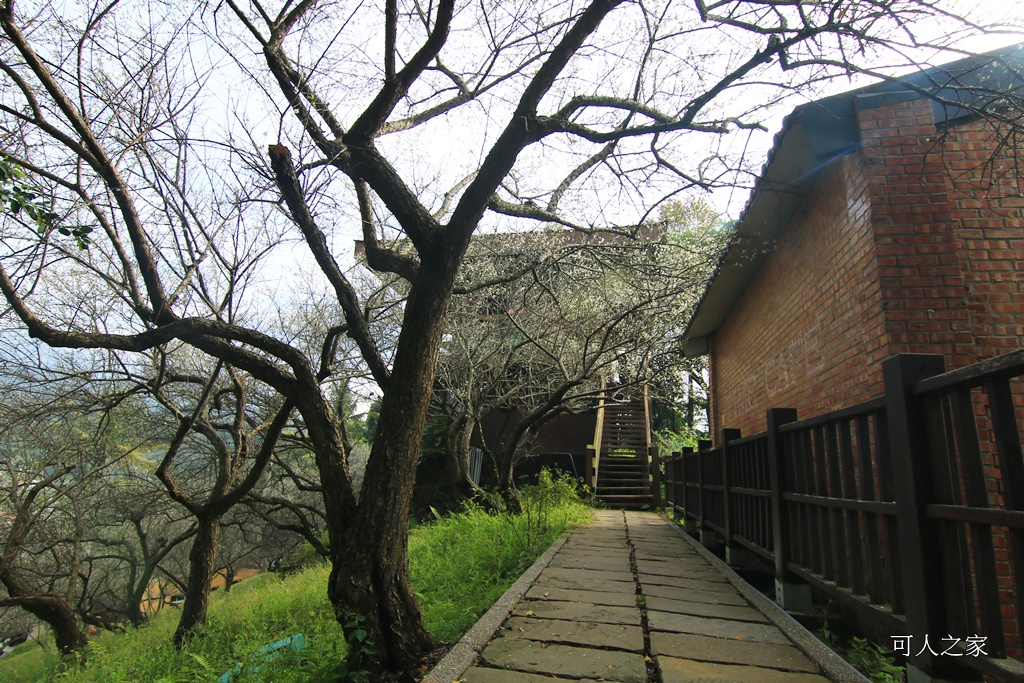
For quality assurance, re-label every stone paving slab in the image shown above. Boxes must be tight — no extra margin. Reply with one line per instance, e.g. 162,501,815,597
559,548,631,557
550,555,633,571
660,656,829,683
648,611,791,644
632,545,695,557
504,615,645,652
461,667,628,683
642,582,748,605
638,572,734,593
633,546,704,558
633,551,712,565
634,556,714,572
539,565,634,585
552,552,630,565
533,573,635,594
512,599,640,625
635,559,727,581
629,529,684,538
479,638,647,682
633,553,717,568
525,584,638,607
562,545,628,554
575,519,626,527
651,631,819,672
645,595,769,622
566,535,627,543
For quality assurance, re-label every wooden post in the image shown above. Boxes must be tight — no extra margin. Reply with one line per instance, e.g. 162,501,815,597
669,450,682,521
696,441,710,540
584,445,594,491
680,447,696,533
767,408,807,609
649,445,663,509
589,378,607,490
721,428,740,559
882,354,950,681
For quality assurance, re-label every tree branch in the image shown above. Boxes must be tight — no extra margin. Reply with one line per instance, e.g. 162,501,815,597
267,144,391,389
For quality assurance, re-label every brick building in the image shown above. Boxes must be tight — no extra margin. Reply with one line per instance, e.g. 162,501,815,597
684,44,1024,440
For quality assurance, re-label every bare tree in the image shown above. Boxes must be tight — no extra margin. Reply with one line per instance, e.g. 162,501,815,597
139,355,292,645
1,0,1020,675
0,391,127,654
80,468,197,628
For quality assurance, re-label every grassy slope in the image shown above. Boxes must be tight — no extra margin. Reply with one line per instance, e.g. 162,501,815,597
0,480,590,683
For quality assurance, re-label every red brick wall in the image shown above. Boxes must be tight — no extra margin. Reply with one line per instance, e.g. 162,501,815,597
709,153,885,438
709,98,1024,438
857,97,977,367
941,119,1024,359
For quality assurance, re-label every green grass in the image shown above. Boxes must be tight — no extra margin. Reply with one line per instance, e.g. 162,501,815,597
0,474,590,683
413,472,591,641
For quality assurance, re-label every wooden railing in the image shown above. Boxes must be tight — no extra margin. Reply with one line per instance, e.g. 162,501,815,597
664,350,1024,683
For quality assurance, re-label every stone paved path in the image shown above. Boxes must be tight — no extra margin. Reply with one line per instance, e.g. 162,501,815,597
459,510,832,683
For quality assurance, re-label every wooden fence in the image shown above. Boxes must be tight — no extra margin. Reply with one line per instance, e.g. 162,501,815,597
664,351,1024,683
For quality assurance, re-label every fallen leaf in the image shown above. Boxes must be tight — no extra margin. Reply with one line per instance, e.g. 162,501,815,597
541,643,548,649
524,610,534,616
543,592,550,597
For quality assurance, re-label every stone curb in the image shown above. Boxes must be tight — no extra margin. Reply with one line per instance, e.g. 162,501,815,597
668,521,871,683
422,531,571,683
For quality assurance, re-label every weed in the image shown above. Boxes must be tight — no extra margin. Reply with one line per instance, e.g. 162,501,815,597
816,620,839,649
815,622,904,683
846,637,904,683
333,613,373,683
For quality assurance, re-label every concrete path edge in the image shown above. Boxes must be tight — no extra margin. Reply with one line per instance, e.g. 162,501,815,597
422,531,571,683
667,521,871,683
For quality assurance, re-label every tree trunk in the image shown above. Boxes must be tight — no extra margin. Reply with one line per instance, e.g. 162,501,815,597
173,517,220,647
31,596,87,654
126,558,163,627
444,414,484,505
127,592,147,628
493,441,524,514
0,565,87,655
324,272,452,678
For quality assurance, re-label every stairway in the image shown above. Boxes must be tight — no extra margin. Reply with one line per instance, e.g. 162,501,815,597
595,398,653,509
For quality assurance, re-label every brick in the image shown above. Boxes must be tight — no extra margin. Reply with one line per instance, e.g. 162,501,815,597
707,94,1023,460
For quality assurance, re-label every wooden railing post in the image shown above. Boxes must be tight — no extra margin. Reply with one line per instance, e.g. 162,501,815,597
668,450,682,521
766,408,807,609
721,428,741,562
696,440,710,541
663,452,672,508
649,445,663,509
680,447,697,534
883,354,952,682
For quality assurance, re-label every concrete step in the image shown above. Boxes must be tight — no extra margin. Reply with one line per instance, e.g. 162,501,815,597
597,494,655,509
